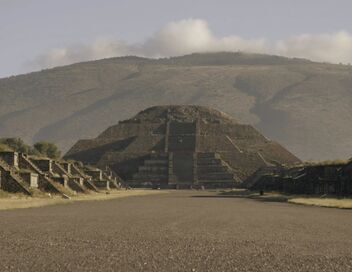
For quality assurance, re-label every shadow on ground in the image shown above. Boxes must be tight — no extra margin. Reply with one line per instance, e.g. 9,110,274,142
191,189,289,203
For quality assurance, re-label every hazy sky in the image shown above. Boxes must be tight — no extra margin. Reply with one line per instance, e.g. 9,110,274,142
1,0,352,78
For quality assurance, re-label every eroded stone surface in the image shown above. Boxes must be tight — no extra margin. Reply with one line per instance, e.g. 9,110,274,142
65,106,300,187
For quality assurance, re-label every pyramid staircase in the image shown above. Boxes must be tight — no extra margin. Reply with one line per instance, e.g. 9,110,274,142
132,153,169,184
52,162,88,193
71,164,99,192
19,154,68,196
196,152,238,186
102,171,121,189
0,158,32,195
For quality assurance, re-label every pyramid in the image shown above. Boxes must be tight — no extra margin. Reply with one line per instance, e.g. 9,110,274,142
65,105,300,187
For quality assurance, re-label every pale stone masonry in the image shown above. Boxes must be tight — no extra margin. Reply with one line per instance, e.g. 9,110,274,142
246,161,352,196
65,105,301,188
0,151,123,196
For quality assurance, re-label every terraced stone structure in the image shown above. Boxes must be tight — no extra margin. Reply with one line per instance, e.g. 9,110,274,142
65,106,300,187
0,150,121,196
246,160,352,196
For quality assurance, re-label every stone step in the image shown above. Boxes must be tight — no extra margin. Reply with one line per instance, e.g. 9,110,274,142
197,158,223,165
150,153,168,159
137,170,168,175
197,165,229,173
139,166,168,172
0,158,32,195
133,173,168,178
197,179,236,184
169,122,196,135
197,152,217,159
144,160,168,166
20,154,44,174
83,179,99,192
167,136,196,151
133,174,168,182
198,172,234,180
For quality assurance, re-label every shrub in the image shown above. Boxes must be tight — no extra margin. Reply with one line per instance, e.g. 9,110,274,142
0,138,33,154
33,141,61,159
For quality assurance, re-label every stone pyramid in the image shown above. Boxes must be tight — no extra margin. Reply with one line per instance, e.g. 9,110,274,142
65,105,300,187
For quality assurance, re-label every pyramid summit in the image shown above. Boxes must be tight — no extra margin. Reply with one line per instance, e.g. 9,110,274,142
126,105,237,124
65,105,300,187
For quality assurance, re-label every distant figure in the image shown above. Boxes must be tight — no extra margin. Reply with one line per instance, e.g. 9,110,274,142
260,190,264,196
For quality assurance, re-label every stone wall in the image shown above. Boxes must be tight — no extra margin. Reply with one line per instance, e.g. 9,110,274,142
85,169,103,180
170,153,194,183
248,163,352,196
0,169,31,195
60,162,72,175
32,159,52,172
0,152,19,168
99,151,150,180
20,172,39,188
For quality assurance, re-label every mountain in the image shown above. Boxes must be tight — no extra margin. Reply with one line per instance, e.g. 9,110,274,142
0,52,352,161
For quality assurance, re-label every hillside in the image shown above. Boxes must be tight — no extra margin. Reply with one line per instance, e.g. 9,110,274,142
1,52,352,161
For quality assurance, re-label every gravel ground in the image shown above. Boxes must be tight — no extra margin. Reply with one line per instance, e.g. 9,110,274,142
0,190,351,272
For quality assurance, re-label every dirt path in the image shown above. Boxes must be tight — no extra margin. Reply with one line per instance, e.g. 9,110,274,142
0,189,165,210
0,190,351,271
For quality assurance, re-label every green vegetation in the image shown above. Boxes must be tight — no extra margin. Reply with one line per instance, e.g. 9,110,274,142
33,141,61,159
0,143,12,152
0,137,61,159
0,138,34,154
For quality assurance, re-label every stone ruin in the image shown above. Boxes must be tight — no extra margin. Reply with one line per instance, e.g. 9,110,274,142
246,160,352,195
0,151,122,196
65,105,300,188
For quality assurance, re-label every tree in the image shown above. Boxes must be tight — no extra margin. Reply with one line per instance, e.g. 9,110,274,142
33,141,61,159
0,143,12,152
0,138,33,153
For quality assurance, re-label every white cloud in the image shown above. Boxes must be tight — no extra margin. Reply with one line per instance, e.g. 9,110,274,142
143,19,267,57
27,39,134,71
26,19,352,71
274,31,352,64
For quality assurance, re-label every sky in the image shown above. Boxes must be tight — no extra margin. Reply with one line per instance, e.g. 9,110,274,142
1,0,352,78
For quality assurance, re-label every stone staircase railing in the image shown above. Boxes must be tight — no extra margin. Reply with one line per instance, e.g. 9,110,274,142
225,135,243,153
71,164,90,179
20,154,66,196
244,167,277,189
215,153,242,183
257,152,275,167
196,152,239,184
53,162,88,193
73,165,99,192
41,174,68,196
53,161,71,177
0,158,32,195
102,171,121,189
20,154,44,174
